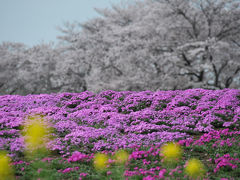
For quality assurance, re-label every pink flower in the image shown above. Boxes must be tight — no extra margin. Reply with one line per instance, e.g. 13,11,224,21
143,176,155,180
108,159,115,164
159,169,167,179
37,168,42,173
214,154,240,173
207,158,212,162
79,172,88,177
62,168,72,173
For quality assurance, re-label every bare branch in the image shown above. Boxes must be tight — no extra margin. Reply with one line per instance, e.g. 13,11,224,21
181,52,191,66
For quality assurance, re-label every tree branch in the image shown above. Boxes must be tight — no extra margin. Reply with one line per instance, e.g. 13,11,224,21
181,52,191,66
231,39,240,47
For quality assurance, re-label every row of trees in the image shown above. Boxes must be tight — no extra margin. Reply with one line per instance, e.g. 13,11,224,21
0,42,86,95
1,0,240,95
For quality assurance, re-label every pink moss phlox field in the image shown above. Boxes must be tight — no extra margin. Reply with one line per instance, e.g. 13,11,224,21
214,154,240,173
58,166,80,174
67,151,94,163
192,128,240,146
0,89,240,159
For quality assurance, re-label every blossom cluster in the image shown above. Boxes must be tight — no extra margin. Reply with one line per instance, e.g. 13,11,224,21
214,154,240,173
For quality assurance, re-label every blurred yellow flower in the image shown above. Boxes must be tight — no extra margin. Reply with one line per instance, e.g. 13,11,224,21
185,158,206,179
160,142,183,162
0,151,14,180
25,121,47,149
93,153,109,171
22,115,53,156
113,149,129,165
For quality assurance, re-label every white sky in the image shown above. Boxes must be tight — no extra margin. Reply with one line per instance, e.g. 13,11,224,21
0,0,123,46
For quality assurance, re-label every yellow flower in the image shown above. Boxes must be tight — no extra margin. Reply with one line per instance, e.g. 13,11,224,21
185,158,206,179
93,153,109,171
25,121,47,149
113,149,129,165
0,151,14,180
22,115,52,157
160,142,183,162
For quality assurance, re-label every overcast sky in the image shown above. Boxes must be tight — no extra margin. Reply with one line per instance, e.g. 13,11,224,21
0,0,123,47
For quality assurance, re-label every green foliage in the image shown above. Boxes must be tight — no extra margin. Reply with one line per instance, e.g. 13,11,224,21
118,96,125,101
177,101,190,107
155,103,167,111
214,113,233,121
210,120,224,128
192,96,201,100
66,103,79,109
191,105,197,110
129,100,152,112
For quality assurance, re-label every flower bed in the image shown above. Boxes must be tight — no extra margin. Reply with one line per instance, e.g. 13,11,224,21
0,89,239,179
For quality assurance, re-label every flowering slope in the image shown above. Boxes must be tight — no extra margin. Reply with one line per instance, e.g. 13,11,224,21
0,89,239,159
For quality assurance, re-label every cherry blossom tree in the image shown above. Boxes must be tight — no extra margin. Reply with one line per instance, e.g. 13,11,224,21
1,0,239,95
160,0,240,89
0,42,28,94
58,0,240,91
0,42,86,95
